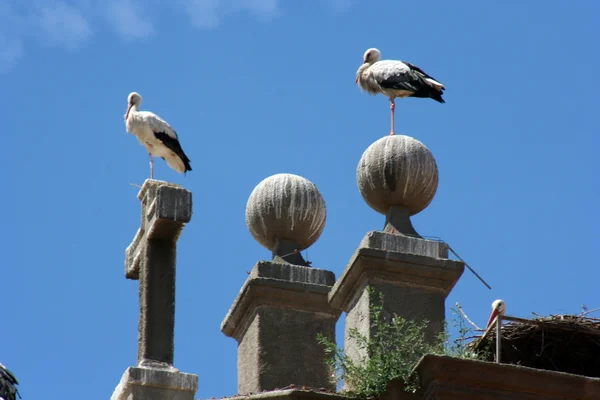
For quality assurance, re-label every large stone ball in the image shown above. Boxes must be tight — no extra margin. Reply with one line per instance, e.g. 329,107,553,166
246,173,327,251
357,135,438,215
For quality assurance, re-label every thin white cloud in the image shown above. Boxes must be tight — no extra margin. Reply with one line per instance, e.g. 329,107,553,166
34,1,93,50
180,0,279,29
329,0,352,14
0,0,347,73
0,34,22,73
237,0,278,18
106,0,154,40
180,0,222,29
0,1,25,71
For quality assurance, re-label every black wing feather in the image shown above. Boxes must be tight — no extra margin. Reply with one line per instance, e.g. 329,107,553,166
378,63,445,103
0,363,21,400
378,70,423,92
153,131,192,173
402,61,443,85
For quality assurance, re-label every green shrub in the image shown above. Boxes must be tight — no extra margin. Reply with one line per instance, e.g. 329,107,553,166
318,287,484,398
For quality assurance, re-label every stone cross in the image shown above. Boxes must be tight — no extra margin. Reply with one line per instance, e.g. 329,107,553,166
125,179,192,371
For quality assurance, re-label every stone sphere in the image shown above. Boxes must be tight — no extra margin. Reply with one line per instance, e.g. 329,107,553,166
246,173,327,251
357,135,438,215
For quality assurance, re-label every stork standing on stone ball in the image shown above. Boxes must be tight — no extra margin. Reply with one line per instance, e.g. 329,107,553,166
355,48,445,136
486,299,506,329
124,92,192,179
0,362,20,400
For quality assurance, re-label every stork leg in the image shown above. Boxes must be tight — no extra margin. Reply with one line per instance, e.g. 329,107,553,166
149,153,154,180
389,99,396,136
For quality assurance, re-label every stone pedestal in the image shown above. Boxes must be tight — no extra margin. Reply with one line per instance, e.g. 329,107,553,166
328,231,464,363
221,261,340,394
124,179,193,369
111,367,198,400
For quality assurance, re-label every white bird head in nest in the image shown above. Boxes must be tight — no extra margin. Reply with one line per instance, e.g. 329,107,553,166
125,92,142,120
486,299,506,328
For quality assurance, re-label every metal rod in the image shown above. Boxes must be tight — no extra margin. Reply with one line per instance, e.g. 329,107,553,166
496,315,502,363
448,245,492,290
388,232,492,290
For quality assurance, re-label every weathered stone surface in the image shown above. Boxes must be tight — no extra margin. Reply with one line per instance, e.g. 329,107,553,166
359,230,448,259
329,245,464,311
111,366,198,400
222,261,340,394
125,179,192,279
218,356,600,399
224,388,349,400
383,205,421,236
328,232,464,366
357,135,438,216
272,238,311,266
245,174,326,252
413,355,600,399
249,261,336,285
124,179,192,369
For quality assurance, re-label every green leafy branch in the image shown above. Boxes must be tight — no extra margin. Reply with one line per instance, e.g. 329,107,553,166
318,287,485,398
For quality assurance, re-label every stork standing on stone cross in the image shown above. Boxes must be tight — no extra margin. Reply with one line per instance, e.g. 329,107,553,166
355,48,445,136
125,92,192,179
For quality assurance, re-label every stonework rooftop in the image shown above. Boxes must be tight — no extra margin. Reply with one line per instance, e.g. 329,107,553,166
110,134,596,400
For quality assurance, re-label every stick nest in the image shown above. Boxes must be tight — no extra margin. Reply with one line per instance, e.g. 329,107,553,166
471,314,600,377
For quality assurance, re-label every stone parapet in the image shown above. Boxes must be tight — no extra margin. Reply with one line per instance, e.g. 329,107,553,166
222,261,340,395
414,355,600,399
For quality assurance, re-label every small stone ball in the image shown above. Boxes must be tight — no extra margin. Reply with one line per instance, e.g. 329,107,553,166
357,135,438,215
246,173,327,251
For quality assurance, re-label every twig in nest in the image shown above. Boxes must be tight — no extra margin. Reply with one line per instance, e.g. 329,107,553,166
130,183,142,189
580,307,600,317
455,302,483,331
531,312,543,317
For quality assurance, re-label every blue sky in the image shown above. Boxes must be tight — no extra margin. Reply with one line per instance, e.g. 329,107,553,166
1,0,599,398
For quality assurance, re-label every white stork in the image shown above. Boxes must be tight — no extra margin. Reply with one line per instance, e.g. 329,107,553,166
355,48,445,135
486,299,506,329
125,92,192,179
0,362,20,400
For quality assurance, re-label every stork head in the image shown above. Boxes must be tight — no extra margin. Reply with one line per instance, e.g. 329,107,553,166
363,48,381,64
486,299,506,328
125,92,142,120
356,48,381,83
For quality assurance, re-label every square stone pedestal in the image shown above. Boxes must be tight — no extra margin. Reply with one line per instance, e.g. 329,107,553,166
111,366,198,400
328,231,465,363
221,261,341,395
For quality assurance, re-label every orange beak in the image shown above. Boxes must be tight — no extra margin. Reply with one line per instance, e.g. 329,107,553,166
125,103,133,120
486,309,500,328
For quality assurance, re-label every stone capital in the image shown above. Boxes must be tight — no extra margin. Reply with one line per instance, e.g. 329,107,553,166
111,366,198,400
329,231,464,311
222,261,339,340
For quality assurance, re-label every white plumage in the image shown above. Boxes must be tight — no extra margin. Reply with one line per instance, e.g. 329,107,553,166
486,299,506,328
356,48,445,135
125,92,192,179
